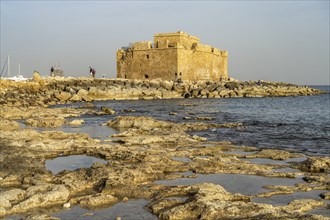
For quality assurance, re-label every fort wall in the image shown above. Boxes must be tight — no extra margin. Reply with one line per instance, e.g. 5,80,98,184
117,31,228,81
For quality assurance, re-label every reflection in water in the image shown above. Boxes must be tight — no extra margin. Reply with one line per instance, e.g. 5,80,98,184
155,173,303,196
253,190,327,206
45,155,107,175
53,199,157,220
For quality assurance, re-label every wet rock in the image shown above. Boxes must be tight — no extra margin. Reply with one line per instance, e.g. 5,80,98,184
246,149,300,160
121,109,136,112
101,106,116,114
106,116,175,130
67,119,85,126
295,157,330,173
150,184,327,219
82,102,95,108
320,192,330,200
79,193,118,208
56,168,108,195
6,184,70,216
25,117,66,128
25,214,60,220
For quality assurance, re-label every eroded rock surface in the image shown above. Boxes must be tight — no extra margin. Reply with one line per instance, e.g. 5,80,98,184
148,183,327,219
0,78,328,219
294,157,330,173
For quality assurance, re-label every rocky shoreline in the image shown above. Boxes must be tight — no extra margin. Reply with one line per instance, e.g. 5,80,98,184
0,73,325,107
0,75,329,219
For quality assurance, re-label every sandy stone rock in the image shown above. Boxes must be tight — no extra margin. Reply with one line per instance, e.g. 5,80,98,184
0,189,26,209
32,71,43,83
10,184,70,214
149,79,161,89
106,116,174,129
0,119,20,130
69,94,81,102
101,106,116,114
25,117,66,128
55,92,71,102
63,202,71,208
150,184,327,219
219,89,229,97
77,89,93,101
25,214,60,220
246,149,298,160
160,80,174,90
161,90,182,99
295,157,330,173
79,193,118,208
67,119,85,126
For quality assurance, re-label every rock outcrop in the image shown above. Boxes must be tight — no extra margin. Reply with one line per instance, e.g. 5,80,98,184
0,77,328,219
0,77,325,107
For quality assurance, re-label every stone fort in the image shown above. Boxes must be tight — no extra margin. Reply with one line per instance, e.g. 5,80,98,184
116,31,228,81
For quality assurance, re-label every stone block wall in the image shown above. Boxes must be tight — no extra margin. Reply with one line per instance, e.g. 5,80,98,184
116,31,228,81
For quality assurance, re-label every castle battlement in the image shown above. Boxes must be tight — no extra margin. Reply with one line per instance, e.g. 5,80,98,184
116,31,228,81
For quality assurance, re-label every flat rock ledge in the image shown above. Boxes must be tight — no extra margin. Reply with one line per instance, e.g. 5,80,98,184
148,183,327,219
1,113,329,219
0,77,329,219
0,76,325,107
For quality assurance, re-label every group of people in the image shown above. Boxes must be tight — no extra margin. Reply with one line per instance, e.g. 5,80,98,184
50,66,97,78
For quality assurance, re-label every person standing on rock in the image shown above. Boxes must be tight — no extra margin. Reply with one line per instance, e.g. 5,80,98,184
50,66,54,77
89,67,96,78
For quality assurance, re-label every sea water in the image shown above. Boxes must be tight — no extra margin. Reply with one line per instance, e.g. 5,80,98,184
40,85,329,219
60,85,329,156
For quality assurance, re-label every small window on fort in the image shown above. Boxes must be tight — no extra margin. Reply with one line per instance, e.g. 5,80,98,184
146,55,149,59
125,75,127,79
144,74,149,79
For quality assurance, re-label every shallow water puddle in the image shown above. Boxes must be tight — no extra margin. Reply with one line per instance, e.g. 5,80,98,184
243,157,306,166
52,199,157,220
155,173,303,196
223,150,257,156
308,206,330,217
45,155,107,175
252,190,327,206
172,157,191,162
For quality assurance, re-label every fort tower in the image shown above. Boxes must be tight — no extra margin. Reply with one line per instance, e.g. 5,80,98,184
116,31,228,81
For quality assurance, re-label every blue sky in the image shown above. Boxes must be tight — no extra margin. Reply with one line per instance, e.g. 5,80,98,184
1,1,329,85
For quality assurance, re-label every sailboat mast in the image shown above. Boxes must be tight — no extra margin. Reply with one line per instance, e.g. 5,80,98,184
7,55,10,77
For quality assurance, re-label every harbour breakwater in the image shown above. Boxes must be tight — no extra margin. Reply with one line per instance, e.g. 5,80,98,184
0,74,329,219
0,72,324,107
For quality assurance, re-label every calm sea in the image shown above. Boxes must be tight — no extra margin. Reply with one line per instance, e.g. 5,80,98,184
62,85,330,156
